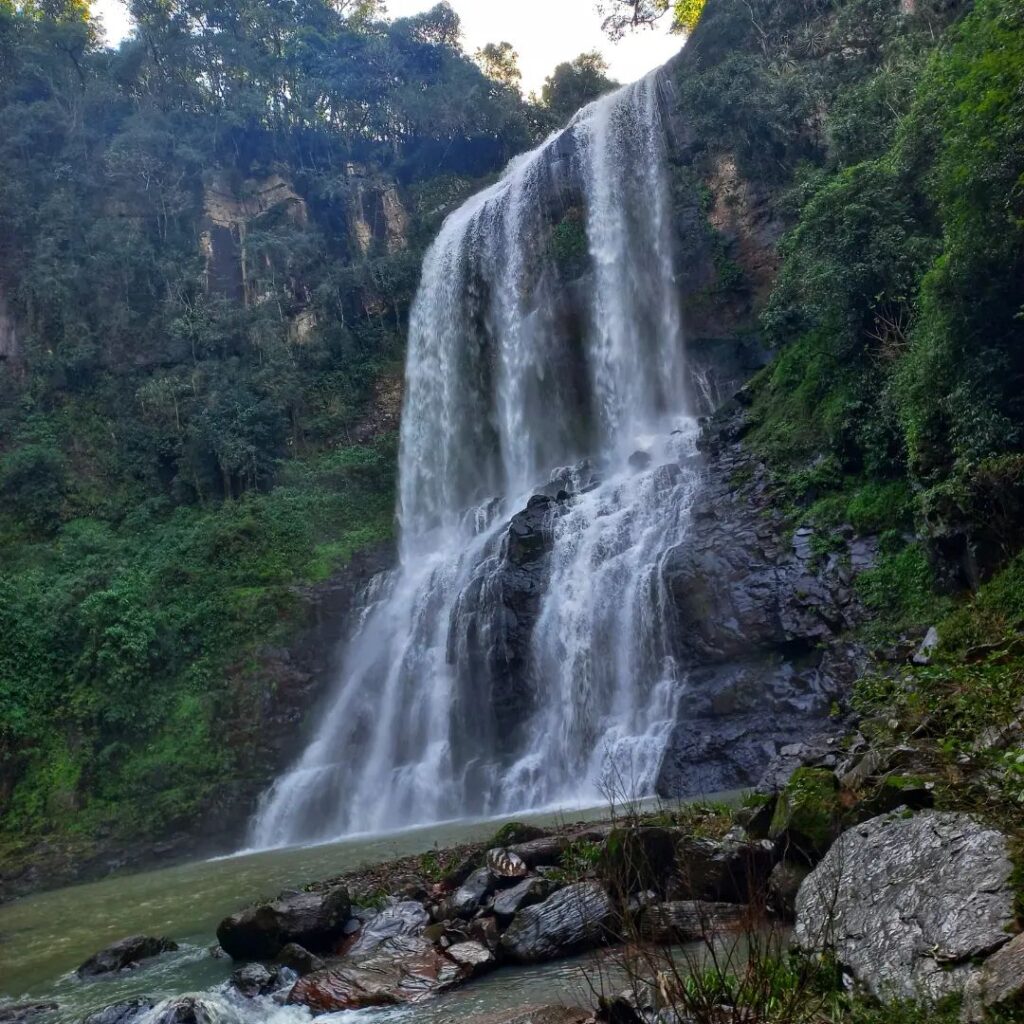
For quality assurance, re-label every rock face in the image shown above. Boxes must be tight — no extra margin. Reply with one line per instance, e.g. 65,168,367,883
76,936,179,977
795,811,1017,1001
962,932,1024,1022
656,404,870,797
500,882,613,964
216,885,352,960
288,936,468,1012
447,494,558,760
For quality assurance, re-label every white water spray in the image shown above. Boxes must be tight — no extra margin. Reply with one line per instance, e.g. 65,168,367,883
250,72,698,848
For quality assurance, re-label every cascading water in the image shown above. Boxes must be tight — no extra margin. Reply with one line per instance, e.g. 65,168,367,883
249,70,699,849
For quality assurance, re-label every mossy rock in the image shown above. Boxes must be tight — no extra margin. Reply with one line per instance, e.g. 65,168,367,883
769,767,843,861
598,826,676,896
490,822,547,847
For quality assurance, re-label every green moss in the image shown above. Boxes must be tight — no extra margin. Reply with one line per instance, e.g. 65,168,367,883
855,543,952,637
549,208,588,277
770,767,842,856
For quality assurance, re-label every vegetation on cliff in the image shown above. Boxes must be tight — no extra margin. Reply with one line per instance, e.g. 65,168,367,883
0,0,614,874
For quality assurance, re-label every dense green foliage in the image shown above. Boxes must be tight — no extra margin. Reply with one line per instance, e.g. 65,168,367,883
678,0,1024,614
0,0,587,864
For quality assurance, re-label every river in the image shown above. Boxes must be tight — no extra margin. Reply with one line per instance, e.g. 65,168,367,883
0,800,736,1023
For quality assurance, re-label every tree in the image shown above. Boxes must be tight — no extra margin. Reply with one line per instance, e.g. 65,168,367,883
540,51,617,122
475,41,521,91
598,0,706,40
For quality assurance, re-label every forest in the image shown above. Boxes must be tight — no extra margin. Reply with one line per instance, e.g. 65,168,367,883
0,0,618,870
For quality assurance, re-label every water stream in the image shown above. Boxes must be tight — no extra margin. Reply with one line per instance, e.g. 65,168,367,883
252,70,695,850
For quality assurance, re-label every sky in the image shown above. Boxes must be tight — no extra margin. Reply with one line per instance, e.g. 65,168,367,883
91,0,684,94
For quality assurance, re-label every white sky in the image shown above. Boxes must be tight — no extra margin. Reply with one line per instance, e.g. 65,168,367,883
91,0,683,94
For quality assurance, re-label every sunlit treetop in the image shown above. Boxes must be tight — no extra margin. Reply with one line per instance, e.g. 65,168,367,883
598,0,707,40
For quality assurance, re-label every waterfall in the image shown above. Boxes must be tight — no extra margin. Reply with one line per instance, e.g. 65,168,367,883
249,71,699,849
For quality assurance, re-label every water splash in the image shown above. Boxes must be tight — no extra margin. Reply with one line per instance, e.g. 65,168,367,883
250,72,697,849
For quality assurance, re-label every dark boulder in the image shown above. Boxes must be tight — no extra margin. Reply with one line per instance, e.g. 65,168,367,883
492,877,557,923
599,827,677,896
500,882,613,964
640,901,749,944
77,936,179,977
274,943,324,976
767,860,811,920
507,835,570,868
671,834,775,903
444,867,496,920
216,884,351,960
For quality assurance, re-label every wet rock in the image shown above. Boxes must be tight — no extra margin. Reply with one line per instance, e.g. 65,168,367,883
639,901,748,944
487,847,529,879
468,915,502,951
500,882,613,964
962,933,1024,1022
795,811,1017,1001
231,963,277,998
507,836,570,868
347,900,430,956
492,877,557,922
77,936,179,977
445,867,496,919
207,945,228,960
672,834,774,903
82,1000,155,1024
0,1004,58,1024
148,997,217,1024
216,884,351,960
274,942,324,976
445,940,496,976
288,936,468,1012
628,450,652,472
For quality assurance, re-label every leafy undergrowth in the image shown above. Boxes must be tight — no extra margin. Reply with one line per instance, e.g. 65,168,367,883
0,437,395,862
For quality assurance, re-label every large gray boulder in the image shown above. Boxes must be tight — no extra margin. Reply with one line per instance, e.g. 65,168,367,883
795,811,1016,1001
216,885,351,960
500,882,613,964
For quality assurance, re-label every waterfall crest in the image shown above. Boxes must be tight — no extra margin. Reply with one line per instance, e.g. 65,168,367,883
250,72,698,848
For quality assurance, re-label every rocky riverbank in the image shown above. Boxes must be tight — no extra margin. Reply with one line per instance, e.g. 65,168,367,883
54,757,1024,1024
